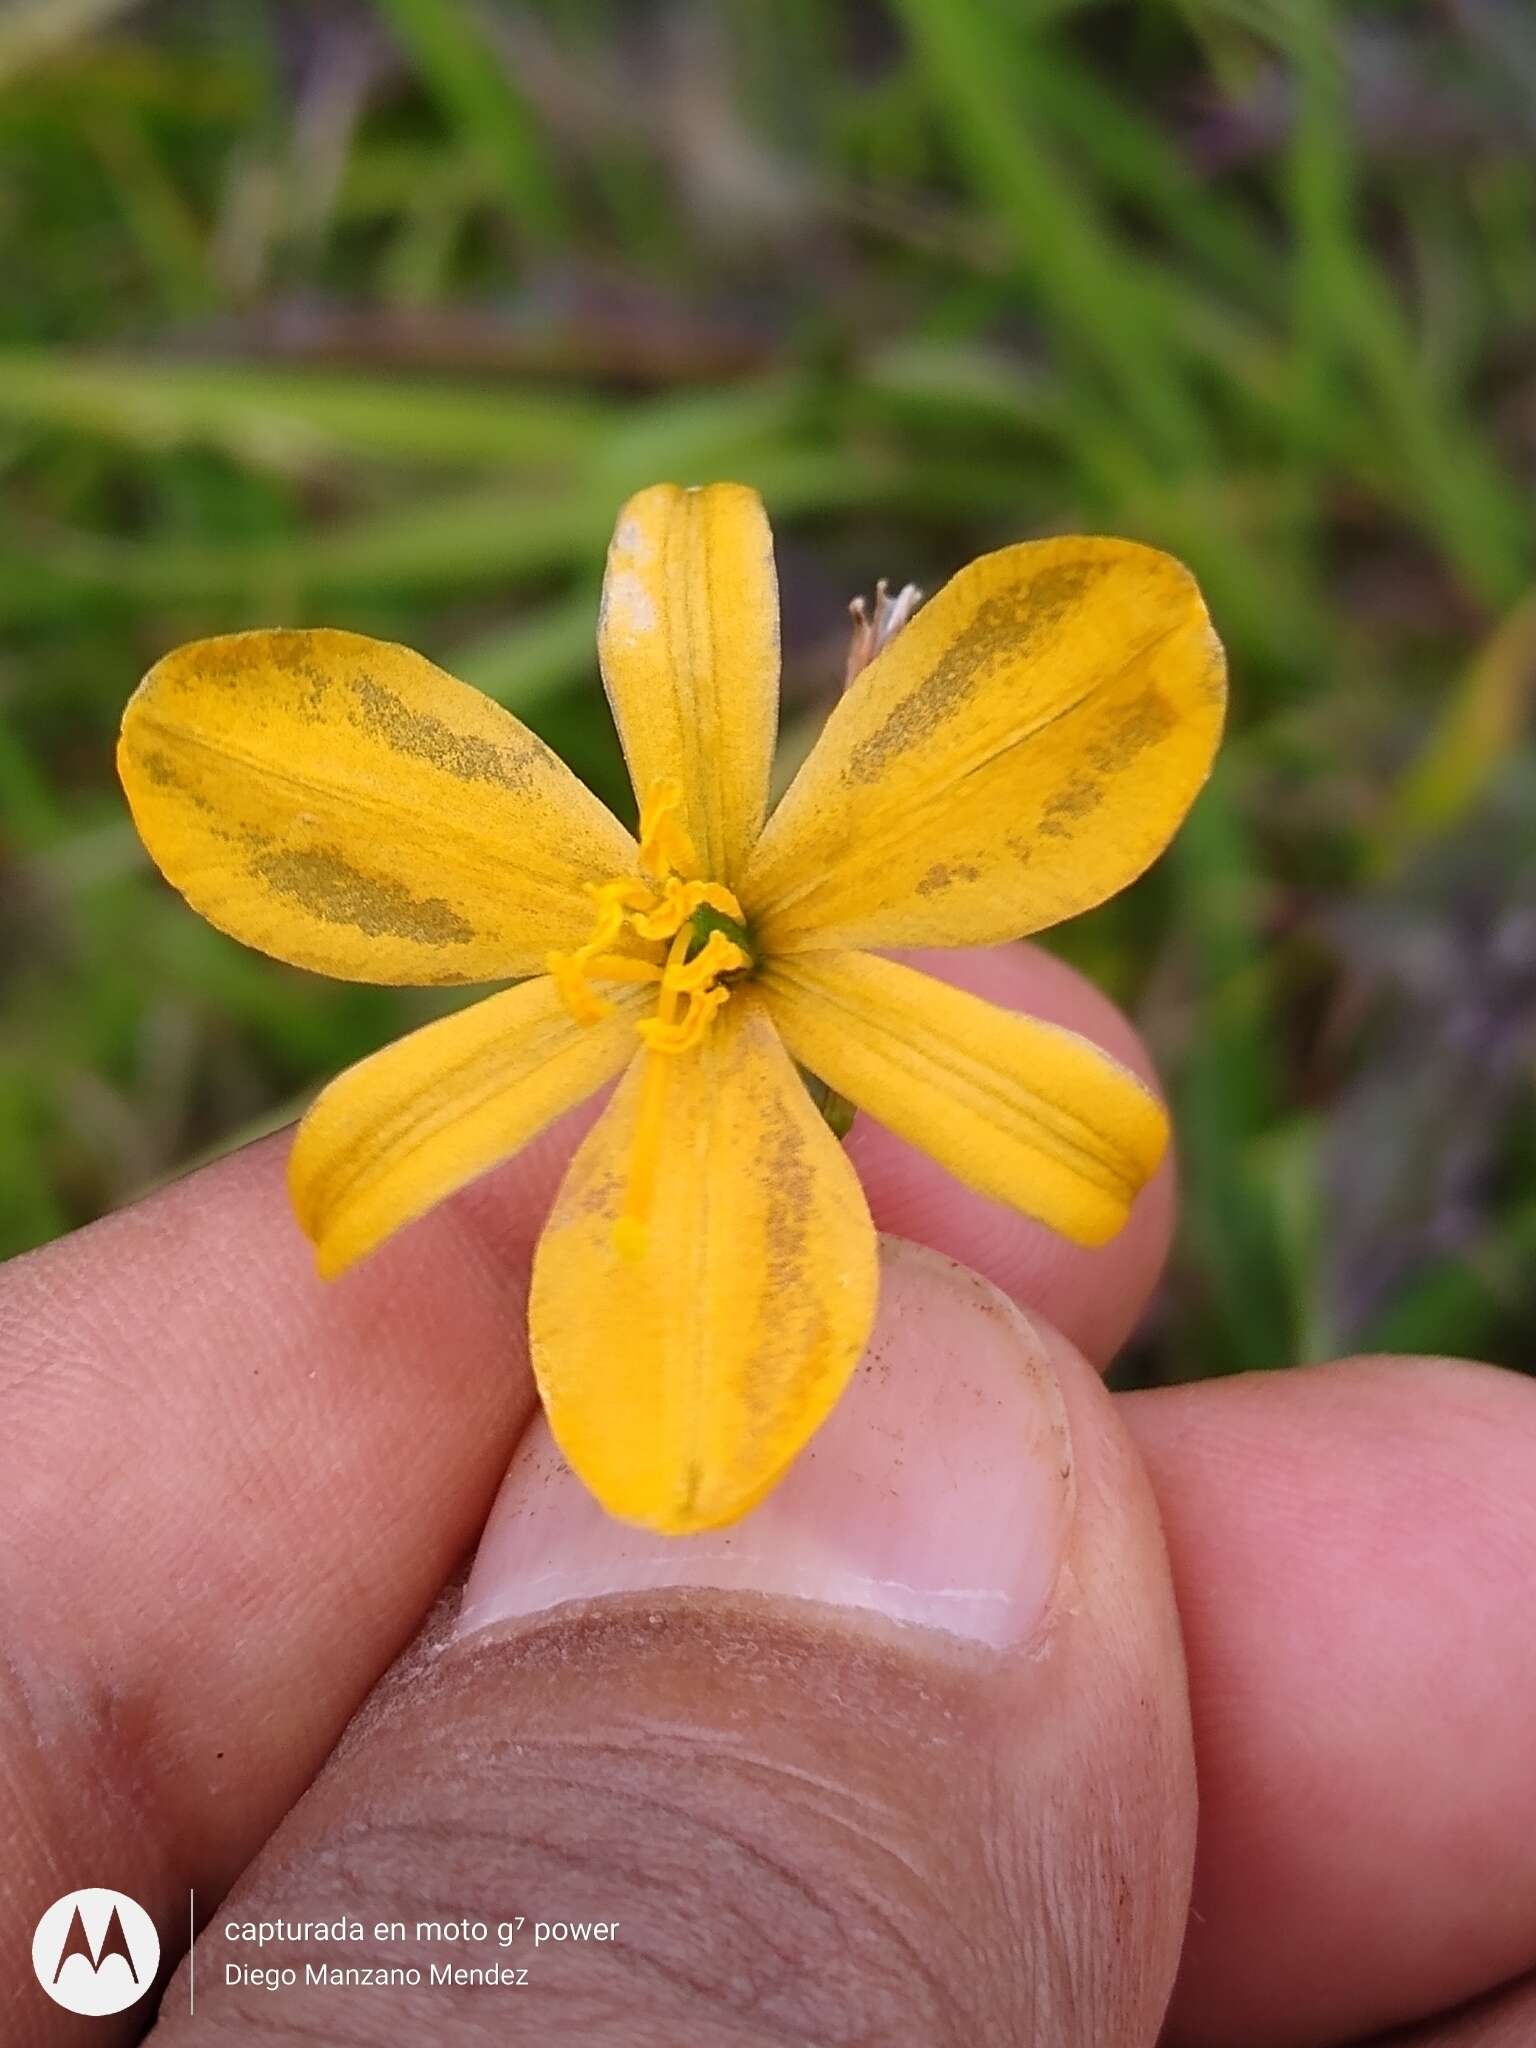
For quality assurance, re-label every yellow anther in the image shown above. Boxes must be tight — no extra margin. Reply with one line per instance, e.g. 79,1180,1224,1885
582,954,664,986
551,879,673,1026
545,950,615,1026
637,984,731,1054
632,876,745,942
631,875,693,942
590,877,653,912
663,929,748,994
685,879,745,921
575,896,620,957
637,777,697,882
581,877,651,949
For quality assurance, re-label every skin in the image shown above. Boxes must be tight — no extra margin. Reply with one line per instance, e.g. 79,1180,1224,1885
1,944,1532,2046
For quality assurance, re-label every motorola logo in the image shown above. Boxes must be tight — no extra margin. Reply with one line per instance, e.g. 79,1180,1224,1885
31,1888,160,2017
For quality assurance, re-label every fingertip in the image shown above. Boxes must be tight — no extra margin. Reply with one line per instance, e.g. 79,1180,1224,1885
171,1242,1197,2048
1124,1356,1536,2048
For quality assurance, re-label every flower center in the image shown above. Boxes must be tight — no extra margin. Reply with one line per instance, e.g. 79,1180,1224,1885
547,778,755,1258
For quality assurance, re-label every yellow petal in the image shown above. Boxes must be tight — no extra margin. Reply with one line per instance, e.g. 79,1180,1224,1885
762,950,1167,1247
290,975,646,1277
529,994,878,1533
743,537,1225,952
119,628,638,984
598,482,778,886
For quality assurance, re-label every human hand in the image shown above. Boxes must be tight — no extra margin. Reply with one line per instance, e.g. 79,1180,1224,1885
3,945,1532,2046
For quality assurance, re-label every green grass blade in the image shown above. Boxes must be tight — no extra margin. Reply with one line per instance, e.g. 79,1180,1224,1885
371,0,566,240
889,0,1211,466
0,352,612,468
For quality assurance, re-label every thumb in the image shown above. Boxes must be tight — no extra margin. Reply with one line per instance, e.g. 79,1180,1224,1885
158,1240,1194,2047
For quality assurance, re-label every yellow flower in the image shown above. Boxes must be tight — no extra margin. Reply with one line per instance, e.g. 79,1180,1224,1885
118,482,1225,1533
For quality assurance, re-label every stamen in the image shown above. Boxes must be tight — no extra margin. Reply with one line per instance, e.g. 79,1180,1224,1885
661,921,694,984
613,923,697,1258
581,955,665,986
548,797,754,1253
630,875,693,942
545,951,615,1025
845,577,923,687
687,880,745,920
615,1052,669,1262
665,929,749,993
548,879,663,1023
632,875,744,942
638,984,730,1054
637,777,697,882
582,877,650,946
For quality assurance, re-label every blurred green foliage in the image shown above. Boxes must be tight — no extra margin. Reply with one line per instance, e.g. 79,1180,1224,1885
2,0,1533,1381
